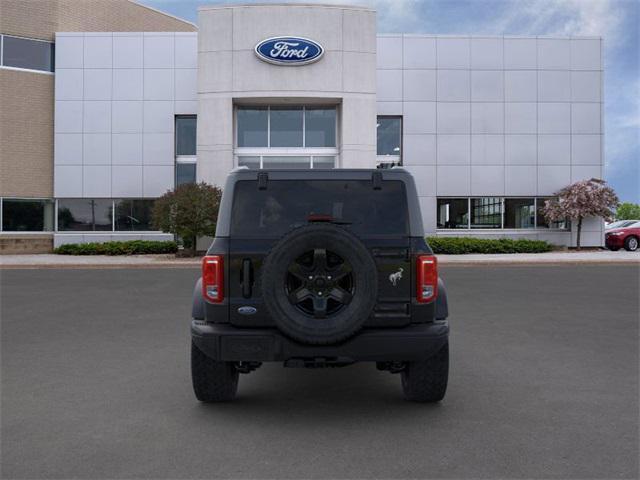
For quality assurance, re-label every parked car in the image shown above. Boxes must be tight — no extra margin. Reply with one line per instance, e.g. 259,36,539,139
605,222,640,251
605,220,639,230
190,168,450,402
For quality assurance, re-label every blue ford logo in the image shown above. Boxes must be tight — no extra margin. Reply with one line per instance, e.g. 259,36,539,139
238,306,257,315
255,36,324,66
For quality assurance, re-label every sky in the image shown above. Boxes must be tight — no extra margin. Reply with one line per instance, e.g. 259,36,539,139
141,0,639,203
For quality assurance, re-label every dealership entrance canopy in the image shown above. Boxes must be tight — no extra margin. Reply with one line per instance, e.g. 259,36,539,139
0,2,604,251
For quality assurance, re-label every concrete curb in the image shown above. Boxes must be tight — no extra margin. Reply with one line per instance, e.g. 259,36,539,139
1,252,639,269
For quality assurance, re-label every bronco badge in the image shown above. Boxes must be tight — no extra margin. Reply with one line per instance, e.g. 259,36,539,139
389,267,403,286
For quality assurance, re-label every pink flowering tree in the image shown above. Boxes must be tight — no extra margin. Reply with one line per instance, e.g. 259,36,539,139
542,178,619,250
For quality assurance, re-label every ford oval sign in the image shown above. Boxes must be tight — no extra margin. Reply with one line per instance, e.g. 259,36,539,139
238,306,257,316
255,36,324,66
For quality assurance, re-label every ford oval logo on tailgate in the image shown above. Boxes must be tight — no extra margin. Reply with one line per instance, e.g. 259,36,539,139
255,37,324,66
238,306,257,315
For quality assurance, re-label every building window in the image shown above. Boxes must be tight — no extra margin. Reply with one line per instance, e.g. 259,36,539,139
235,105,338,169
1,198,54,232
237,156,261,169
437,198,469,229
436,197,569,230
237,156,337,170
471,197,502,229
176,115,196,186
270,106,303,147
57,199,112,231
377,116,402,166
305,107,337,147
1,35,54,73
237,107,268,147
52,199,160,232
114,199,155,231
176,163,197,186
176,115,196,156
536,198,569,229
504,198,535,229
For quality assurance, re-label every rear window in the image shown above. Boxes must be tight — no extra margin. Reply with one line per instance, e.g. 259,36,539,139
230,180,408,237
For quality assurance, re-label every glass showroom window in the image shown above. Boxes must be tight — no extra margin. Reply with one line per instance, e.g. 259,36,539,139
437,198,469,229
236,106,337,169
57,199,112,231
436,197,569,230
175,116,196,186
1,198,54,231
1,35,54,73
114,199,156,231
536,198,569,229
377,116,402,166
471,197,502,229
504,198,535,229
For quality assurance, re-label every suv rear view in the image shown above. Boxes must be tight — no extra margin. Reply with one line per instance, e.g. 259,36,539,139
191,168,449,402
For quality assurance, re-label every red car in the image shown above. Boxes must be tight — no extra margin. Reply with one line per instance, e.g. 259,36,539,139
605,221,640,251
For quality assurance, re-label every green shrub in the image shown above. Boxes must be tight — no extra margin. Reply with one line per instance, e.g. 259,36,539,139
54,240,178,256
426,236,553,255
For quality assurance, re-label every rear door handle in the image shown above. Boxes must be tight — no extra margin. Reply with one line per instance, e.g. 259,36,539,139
242,259,252,298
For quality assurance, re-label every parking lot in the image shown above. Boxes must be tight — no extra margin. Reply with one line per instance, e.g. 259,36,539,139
1,265,638,479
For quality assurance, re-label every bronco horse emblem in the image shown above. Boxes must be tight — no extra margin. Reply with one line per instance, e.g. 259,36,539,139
389,267,404,286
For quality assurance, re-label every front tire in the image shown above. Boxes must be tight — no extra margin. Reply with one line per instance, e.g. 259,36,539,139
401,341,449,402
624,236,638,251
191,341,239,402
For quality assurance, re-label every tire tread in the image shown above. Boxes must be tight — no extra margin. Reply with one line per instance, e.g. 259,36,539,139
191,341,239,402
401,342,449,403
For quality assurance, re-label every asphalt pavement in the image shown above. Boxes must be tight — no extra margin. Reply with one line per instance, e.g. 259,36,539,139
1,265,638,479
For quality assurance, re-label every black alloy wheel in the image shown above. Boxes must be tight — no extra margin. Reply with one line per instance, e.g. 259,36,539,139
285,248,354,318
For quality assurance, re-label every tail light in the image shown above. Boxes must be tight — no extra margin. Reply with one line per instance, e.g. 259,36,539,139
202,255,224,303
416,255,438,303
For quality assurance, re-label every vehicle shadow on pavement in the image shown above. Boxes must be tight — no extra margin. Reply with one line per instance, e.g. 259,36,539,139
193,363,446,418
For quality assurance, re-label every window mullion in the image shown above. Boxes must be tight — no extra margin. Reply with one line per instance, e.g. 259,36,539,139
302,106,306,148
267,106,271,148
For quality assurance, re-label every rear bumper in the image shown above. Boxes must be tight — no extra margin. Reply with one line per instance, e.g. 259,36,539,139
191,320,449,362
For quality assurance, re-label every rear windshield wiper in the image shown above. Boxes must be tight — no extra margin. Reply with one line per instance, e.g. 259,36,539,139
306,214,353,225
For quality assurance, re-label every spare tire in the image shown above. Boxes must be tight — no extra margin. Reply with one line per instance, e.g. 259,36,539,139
261,224,378,345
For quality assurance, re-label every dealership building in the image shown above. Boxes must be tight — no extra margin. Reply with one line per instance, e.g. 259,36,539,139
0,1,605,252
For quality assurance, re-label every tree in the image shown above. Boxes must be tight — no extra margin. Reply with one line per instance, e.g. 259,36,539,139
616,202,640,220
152,182,222,256
542,178,619,250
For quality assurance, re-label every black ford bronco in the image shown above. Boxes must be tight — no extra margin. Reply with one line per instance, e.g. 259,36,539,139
191,168,449,402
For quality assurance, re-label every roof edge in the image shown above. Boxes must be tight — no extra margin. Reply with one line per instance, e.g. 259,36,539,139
198,3,375,12
129,0,198,30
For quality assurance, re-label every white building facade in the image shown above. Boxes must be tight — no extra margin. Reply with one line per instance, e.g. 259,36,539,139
52,3,604,247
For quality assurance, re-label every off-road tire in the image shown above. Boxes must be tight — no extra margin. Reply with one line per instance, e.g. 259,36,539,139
191,341,239,402
624,236,638,252
401,341,449,402
261,224,378,345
